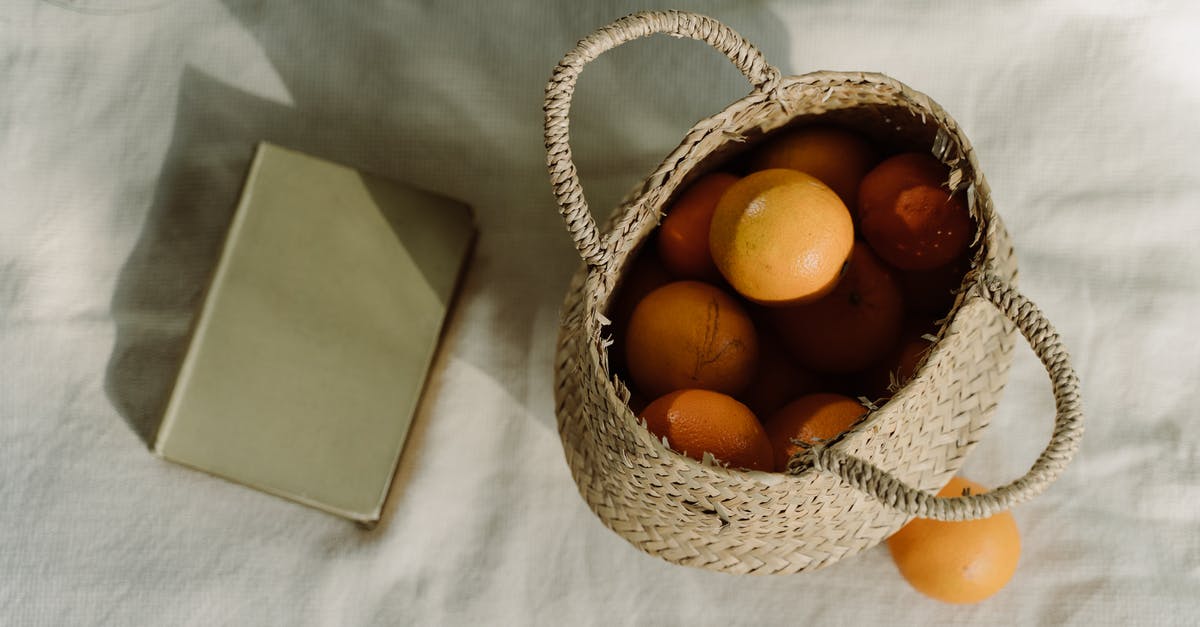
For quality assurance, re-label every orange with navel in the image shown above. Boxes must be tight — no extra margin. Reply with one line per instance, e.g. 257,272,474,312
640,389,774,471
858,152,973,270
771,243,904,373
750,125,878,211
764,393,866,471
709,169,854,306
625,281,759,398
657,172,739,281
887,477,1022,604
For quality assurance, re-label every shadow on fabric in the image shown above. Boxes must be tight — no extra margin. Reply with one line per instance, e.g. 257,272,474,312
103,68,381,447
104,2,794,523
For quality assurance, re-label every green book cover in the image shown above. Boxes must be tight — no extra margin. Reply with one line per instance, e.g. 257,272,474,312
155,142,475,523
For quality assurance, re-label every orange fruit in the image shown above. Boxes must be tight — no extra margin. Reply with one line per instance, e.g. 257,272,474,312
610,246,673,331
887,477,1021,604
858,153,973,270
625,281,759,398
770,243,904,373
738,328,824,418
892,332,934,382
657,173,739,280
859,330,935,400
750,125,878,210
764,393,866,471
897,252,971,315
709,169,854,306
607,247,673,375
640,389,774,471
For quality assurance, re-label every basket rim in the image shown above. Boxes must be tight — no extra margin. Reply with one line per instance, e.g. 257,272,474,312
574,69,1007,491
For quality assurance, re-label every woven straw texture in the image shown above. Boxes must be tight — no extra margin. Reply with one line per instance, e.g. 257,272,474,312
545,11,1083,574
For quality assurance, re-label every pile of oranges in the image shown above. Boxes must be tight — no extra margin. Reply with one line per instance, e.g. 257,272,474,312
609,124,1019,603
611,125,971,472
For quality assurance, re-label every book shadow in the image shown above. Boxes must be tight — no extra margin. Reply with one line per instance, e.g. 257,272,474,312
105,2,794,529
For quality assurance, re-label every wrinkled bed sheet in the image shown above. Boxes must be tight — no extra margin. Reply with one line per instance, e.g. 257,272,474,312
1,1,1197,624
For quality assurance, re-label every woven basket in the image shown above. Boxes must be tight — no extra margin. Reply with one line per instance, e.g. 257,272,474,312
544,11,1083,575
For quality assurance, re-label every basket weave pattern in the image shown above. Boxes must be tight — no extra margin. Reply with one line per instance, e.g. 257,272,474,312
546,11,1082,575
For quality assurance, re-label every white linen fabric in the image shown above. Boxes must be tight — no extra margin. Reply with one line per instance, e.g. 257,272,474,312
2,1,1198,624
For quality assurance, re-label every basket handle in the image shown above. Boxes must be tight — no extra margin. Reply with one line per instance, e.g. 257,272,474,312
791,273,1085,521
544,10,781,267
